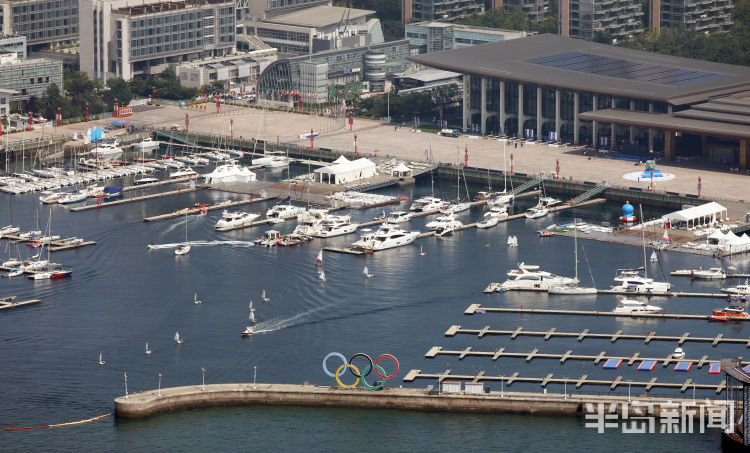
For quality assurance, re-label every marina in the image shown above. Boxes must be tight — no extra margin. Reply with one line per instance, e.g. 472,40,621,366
0,233,96,252
463,304,748,320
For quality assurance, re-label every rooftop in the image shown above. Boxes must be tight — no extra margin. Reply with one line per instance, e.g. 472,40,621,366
408,34,750,105
265,5,374,28
114,0,231,16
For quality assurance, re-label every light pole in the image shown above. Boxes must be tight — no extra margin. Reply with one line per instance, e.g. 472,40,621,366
158,373,162,397
564,378,567,400
201,367,206,391
124,372,128,398
628,382,632,402
253,366,257,389
501,376,504,398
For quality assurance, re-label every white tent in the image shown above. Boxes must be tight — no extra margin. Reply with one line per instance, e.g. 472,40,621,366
314,158,377,184
333,155,350,165
663,202,728,230
391,163,412,177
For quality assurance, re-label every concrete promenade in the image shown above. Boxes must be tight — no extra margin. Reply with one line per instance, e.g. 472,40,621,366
114,382,723,420
20,104,750,204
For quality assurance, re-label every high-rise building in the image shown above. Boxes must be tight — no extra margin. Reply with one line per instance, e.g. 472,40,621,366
0,0,79,51
658,0,733,34
80,0,236,81
0,52,63,101
401,0,485,24
568,0,644,41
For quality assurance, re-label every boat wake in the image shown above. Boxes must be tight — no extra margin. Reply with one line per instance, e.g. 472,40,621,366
148,240,255,249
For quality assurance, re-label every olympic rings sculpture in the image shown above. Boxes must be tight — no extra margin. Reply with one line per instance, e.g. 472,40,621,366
323,352,399,390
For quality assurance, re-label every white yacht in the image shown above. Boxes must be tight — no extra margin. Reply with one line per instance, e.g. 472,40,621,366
671,267,726,279
439,201,471,214
525,204,549,219
90,142,123,161
501,263,576,290
315,216,359,238
39,191,63,204
215,209,260,229
351,224,420,251
134,177,159,185
484,206,509,220
133,137,160,153
206,151,231,162
612,272,671,293
170,167,198,179
163,159,185,170
0,226,20,236
251,151,289,168
539,196,561,207
203,160,256,184
722,280,750,295
57,191,87,205
386,210,413,224
266,203,306,220
435,223,460,237
255,230,282,247
672,347,686,359
612,299,662,314
409,196,444,213
84,185,105,198
548,225,598,295
293,209,330,236
476,216,499,229
426,214,460,230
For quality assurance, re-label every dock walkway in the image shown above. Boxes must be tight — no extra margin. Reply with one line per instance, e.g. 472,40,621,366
1,234,96,253
143,196,278,222
0,297,40,311
463,304,736,320
71,187,204,212
444,324,750,347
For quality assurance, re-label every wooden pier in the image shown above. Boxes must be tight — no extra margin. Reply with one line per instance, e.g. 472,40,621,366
402,370,726,394
70,187,204,212
1,234,96,253
444,324,750,347
463,304,736,321
424,345,748,368
0,297,41,311
120,175,201,193
145,195,278,223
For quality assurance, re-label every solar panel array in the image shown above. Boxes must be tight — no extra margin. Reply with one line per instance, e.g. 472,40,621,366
528,51,729,87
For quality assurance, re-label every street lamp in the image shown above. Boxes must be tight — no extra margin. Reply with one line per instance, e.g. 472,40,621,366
628,381,632,402
564,378,567,400
158,373,162,397
124,372,128,398
501,376,505,398
201,367,206,391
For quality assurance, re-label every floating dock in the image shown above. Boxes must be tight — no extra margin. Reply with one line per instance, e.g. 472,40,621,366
444,324,750,347
483,284,730,298
463,304,737,321
0,297,40,311
402,370,726,394
113,382,725,420
70,187,204,212
0,234,96,253
144,195,278,222
120,175,201,193
423,345,748,368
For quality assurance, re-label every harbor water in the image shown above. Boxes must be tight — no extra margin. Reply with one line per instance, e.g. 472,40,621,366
0,164,746,451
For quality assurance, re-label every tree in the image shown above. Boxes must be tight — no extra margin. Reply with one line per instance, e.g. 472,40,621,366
102,78,133,110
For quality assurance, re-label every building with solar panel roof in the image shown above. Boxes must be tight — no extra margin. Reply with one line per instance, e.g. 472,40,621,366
409,33,750,170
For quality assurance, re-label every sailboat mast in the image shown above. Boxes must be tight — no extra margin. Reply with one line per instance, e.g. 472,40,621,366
503,141,507,193
574,223,579,282
640,204,647,278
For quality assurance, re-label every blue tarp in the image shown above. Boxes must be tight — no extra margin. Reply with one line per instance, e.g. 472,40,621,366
103,186,123,194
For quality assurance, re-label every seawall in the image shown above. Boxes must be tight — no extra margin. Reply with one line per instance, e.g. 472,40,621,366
114,383,722,420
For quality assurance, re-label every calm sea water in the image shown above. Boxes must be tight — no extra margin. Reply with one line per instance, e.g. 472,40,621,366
0,162,746,451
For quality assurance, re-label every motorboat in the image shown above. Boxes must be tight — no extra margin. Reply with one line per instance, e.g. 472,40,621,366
174,245,191,255
293,209,330,236
276,233,312,246
426,214,460,230
163,159,185,170
29,268,72,279
132,137,160,153
134,177,159,185
612,298,662,314
386,211,413,224
485,205,509,220
612,275,671,293
266,203,306,220
409,196,444,213
241,326,254,336
350,224,420,252
205,151,232,162
671,267,726,279
170,167,198,179
721,280,750,295
3,268,24,278
315,217,359,238
439,201,470,214
501,263,576,290
203,160,256,184
255,230,282,247
712,306,750,320
215,209,260,229
176,156,199,165
435,224,458,237
476,216,499,229
251,151,288,168
39,190,63,204
539,196,561,207
84,185,105,198
57,191,87,205
18,230,42,239
672,347,686,359
2,258,23,267
90,142,123,161
0,225,20,236
525,204,549,219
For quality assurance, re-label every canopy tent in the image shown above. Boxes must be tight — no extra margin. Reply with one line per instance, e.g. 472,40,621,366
706,229,750,253
313,158,377,184
332,155,350,165
662,202,728,230
390,162,412,177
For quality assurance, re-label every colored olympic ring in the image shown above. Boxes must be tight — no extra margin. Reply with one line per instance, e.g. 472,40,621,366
360,365,386,391
323,352,347,377
324,353,400,390
335,364,360,388
374,354,399,379
348,353,373,378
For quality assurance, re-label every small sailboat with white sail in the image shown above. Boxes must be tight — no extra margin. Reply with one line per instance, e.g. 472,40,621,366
145,342,152,355
174,331,184,344
194,292,201,304
319,270,327,282
420,245,427,256
98,352,106,366
507,235,518,247
316,249,323,263
363,266,373,278
175,213,191,255
262,290,270,302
